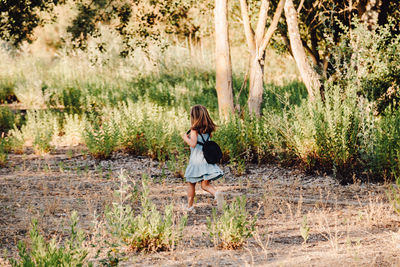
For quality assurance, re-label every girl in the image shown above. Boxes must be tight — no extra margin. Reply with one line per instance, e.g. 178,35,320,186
181,105,224,211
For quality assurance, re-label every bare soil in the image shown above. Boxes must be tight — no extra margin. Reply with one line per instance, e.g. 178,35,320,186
1,148,400,266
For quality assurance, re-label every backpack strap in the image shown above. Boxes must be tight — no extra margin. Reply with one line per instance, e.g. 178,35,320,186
197,133,209,146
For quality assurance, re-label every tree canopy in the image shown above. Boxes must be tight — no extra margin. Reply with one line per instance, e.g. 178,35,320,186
0,0,62,46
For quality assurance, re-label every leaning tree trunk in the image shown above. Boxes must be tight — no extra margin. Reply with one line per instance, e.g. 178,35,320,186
284,0,320,102
248,52,265,115
215,0,234,121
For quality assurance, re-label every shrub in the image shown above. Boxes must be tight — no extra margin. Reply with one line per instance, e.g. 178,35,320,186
0,137,8,166
8,110,59,154
166,130,189,178
105,172,187,252
84,119,119,159
0,106,15,134
105,100,188,161
327,22,400,114
5,131,25,154
0,78,16,104
9,211,91,267
33,130,54,155
371,108,400,178
14,79,47,108
61,113,86,146
207,196,256,249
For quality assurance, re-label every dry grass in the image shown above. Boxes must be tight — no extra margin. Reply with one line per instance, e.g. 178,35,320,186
1,149,400,266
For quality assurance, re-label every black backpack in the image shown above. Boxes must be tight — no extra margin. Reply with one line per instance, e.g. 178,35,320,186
197,133,222,164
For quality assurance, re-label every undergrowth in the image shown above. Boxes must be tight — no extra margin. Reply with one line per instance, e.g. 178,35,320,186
105,171,187,252
9,211,91,267
207,196,256,249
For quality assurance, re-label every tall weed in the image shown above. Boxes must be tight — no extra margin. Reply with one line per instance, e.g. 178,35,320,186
84,119,119,159
0,106,16,134
207,196,256,249
9,110,59,154
0,137,8,166
9,211,91,267
105,172,187,252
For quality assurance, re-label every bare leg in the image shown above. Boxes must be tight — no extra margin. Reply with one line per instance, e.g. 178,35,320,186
187,182,196,208
201,180,224,210
201,180,217,196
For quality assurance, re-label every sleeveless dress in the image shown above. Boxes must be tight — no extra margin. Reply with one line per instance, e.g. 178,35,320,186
184,133,224,183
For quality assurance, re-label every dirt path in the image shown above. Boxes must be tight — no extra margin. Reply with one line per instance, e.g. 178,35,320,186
1,149,400,266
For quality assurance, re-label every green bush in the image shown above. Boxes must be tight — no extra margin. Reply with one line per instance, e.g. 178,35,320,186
370,109,400,178
0,78,16,104
60,113,87,146
5,132,25,154
207,196,256,249
9,211,91,267
8,110,59,154
166,130,189,178
0,137,8,166
33,130,54,155
84,119,119,159
327,22,400,114
0,106,15,134
105,172,187,252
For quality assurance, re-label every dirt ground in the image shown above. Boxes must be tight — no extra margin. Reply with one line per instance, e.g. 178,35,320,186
1,148,400,266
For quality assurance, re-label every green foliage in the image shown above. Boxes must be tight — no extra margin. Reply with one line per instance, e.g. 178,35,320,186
387,176,400,215
33,130,54,155
214,111,283,170
105,172,187,252
328,21,400,114
0,106,15,134
272,84,376,182
265,22,400,182
9,211,91,267
166,130,189,178
6,132,25,154
0,0,62,45
0,137,8,166
84,119,119,160
0,78,16,104
300,215,310,244
48,86,83,114
207,196,256,249
68,0,201,54
371,109,400,178
61,113,86,146
8,110,58,155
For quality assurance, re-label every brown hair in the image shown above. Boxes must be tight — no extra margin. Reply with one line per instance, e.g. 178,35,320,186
190,105,217,134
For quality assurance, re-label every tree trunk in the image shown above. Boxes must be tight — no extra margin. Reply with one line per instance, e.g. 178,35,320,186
248,52,265,115
240,0,285,115
215,0,234,120
284,0,321,102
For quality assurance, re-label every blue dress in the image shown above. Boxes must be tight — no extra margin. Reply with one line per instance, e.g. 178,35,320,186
184,133,224,183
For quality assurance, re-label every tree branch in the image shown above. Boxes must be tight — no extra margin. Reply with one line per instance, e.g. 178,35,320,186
255,0,270,45
297,0,305,13
302,39,318,65
258,0,285,58
239,0,256,52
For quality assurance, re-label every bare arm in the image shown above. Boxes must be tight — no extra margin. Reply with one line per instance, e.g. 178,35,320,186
182,130,198,148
